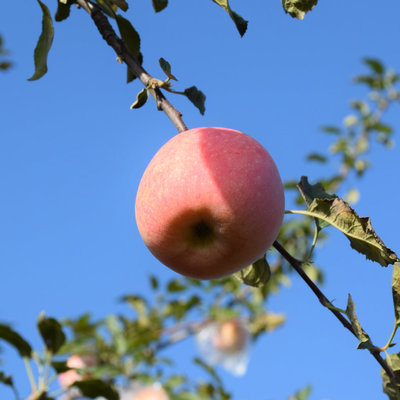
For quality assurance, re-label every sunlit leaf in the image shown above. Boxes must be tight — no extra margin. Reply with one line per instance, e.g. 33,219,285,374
392,263,400,327
281,0,318,20
381,353,400,400
345,294,375,350
289,385,312,400
184,86,206,115
212,0,248,36
234,255,271,288
293,181,399,266
296,176,337,229
249,312,286,339
28,0,54,81
130,88,149,109
0,324,32,358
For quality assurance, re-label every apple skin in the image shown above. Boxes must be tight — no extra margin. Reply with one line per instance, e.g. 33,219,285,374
58,355,97,388
213,320,248,354
135,127,285,280
133,386,169,400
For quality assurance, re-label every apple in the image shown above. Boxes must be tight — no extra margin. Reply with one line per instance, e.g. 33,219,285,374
58,355,97,388
133,386,169,400
213,320,248,354
135,127,285,279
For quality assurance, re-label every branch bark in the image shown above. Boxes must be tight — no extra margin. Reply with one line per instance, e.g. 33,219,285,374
273,240,400,388
75,0,188,133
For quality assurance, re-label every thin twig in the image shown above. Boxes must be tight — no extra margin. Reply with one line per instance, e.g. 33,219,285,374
273,240,400,387
75,0,188,133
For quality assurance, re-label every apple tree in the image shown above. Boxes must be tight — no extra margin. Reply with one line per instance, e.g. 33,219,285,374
0,1,399,399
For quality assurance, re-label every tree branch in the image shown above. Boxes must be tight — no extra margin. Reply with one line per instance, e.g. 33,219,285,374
273,240,400,387
75,0,188,133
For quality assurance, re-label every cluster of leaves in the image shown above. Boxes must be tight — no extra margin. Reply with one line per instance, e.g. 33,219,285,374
59,274,286,399
29,0,319,115
280,58,400,270
0,273,285,400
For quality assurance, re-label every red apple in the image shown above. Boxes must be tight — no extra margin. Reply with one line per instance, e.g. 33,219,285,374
133,386,169,400
213,320,248,354
58,355,97,388
135,127,285,279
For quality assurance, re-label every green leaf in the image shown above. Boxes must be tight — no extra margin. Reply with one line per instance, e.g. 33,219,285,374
345,294,375,350
319,125,341,135
363,58,384,75
73,379,120,400
291,188,399,266
306,153,327,163
0,371,13,388
130,88,149,109
51,360,69,374
115,14,141,83
159,58,178,81
289,385,312,400
193,357,222,385
55,0,72,22
184,86,206,115
149,275,159,290
381,353,400,400
127,52,143,83
28,0,54,81
392,263,400,327
296,176,337,229
0,324,32,358
0,62,12,70
281,0,318,20
249,312,286,339
94,0,117,18
37,313,66,354
152,0,168,12
167,279,187,292
116,15,140,57
212,0,248,36
234,255,271,288
111,0,128,11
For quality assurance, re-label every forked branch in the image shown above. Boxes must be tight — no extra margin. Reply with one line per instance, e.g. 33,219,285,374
75,0,188,133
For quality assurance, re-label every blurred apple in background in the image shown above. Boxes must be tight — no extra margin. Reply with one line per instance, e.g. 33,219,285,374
133,385,169,400
58,355,97,388
213,319,249,354
135,127,285,280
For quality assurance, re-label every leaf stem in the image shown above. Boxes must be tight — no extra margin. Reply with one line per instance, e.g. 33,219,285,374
273,240,400,387
23,357,37,394
378,323,399,352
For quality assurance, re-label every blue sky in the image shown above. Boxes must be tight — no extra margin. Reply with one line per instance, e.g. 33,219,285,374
0,0,400,399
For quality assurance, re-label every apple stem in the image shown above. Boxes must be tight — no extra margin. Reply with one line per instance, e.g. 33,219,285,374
76,0,189,133
272,240,400,387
